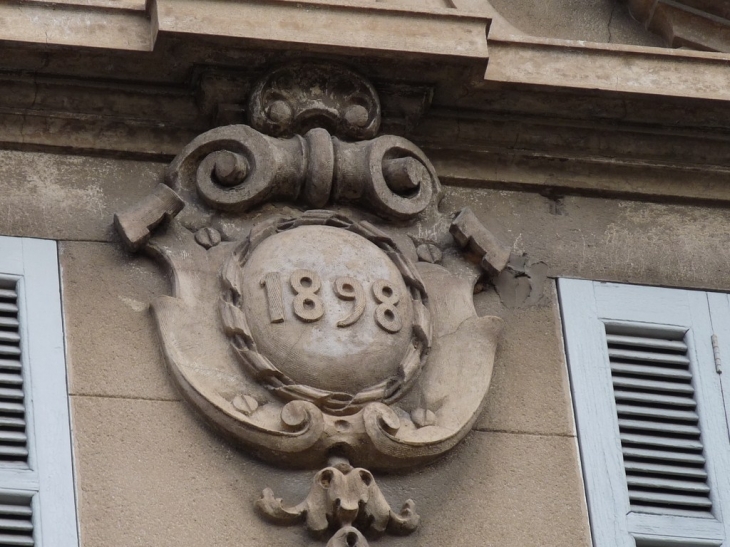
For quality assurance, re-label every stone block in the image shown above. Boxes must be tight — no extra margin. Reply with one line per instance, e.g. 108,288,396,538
60,241,179,401
71,395,590,547
474,281,575,436
0,150,163,241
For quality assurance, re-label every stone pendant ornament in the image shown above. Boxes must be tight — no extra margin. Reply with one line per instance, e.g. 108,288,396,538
113,62,505,546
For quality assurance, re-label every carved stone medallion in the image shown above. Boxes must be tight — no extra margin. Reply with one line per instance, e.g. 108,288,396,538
221,213,430,415
113,62,508,547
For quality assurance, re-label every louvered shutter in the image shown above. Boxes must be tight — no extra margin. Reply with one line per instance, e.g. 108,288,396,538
0,497,34,546
0,283,27,464
0,236,79,547
559,279,730,547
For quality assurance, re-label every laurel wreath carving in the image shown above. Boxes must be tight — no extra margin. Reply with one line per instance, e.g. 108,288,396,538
220,210,432,415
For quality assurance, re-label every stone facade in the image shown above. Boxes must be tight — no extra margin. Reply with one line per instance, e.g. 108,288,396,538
1,1,728,545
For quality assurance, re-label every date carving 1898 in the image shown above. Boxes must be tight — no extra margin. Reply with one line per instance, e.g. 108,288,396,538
261,270,401,333
334,276,366,328
373,280,401,334
291,269,324,322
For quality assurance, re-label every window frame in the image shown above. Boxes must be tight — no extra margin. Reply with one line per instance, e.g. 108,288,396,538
559,278,730,547
0,235,79,547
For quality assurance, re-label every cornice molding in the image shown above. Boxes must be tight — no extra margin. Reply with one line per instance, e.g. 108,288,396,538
628,0,730,52
1,0,490,61
485,35,730,100
4,2,730,205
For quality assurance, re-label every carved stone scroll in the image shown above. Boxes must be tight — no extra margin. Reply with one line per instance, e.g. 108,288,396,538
166,125,440,220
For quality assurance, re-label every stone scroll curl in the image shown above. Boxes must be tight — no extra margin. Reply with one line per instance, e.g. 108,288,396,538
165,124,440,220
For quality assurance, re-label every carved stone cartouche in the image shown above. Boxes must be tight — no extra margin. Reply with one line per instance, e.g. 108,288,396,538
113,61,511,547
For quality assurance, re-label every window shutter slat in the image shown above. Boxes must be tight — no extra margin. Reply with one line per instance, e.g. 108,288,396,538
0,498,33,546
624,461,708,479
618,419,700,435
622,446,706,465
0,283,27,466
607,326,713,517
609,348,691,365
606,334,688,352
614,390,696,407
615,404,698,421
612,362,692,380
0,362,21,373
613,376,695,394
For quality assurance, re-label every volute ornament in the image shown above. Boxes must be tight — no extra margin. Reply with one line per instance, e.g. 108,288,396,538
113,62,509,546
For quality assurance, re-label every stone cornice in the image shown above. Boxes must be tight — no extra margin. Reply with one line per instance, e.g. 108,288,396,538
2,0,490,61
3,1,730,204
628,0,730,52
485,35,730,101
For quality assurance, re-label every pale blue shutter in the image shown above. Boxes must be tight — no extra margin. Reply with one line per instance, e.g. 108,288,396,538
559,279,730,547
0,236,78,547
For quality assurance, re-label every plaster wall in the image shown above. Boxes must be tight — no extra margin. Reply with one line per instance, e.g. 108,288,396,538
3,146,727,545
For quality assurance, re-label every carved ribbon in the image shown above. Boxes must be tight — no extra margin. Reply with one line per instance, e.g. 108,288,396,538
165,124,440,220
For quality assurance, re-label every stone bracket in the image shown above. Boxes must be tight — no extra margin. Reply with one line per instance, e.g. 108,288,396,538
450,207,511,276
114,184,184,252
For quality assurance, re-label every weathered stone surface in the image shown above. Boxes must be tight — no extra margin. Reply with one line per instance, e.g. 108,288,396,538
488,0,664,46
60,241,178,401
0,150,163,241
442,187,730,292
71,395,589,547
628,0,730,52
248,62,381,140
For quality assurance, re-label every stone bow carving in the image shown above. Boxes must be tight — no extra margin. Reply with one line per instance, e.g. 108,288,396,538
113,62,508,546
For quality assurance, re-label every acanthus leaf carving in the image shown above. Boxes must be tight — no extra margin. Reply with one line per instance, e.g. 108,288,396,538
257,460,419,547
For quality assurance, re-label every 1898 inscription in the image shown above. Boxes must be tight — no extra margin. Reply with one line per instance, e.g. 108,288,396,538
260,269,402,333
